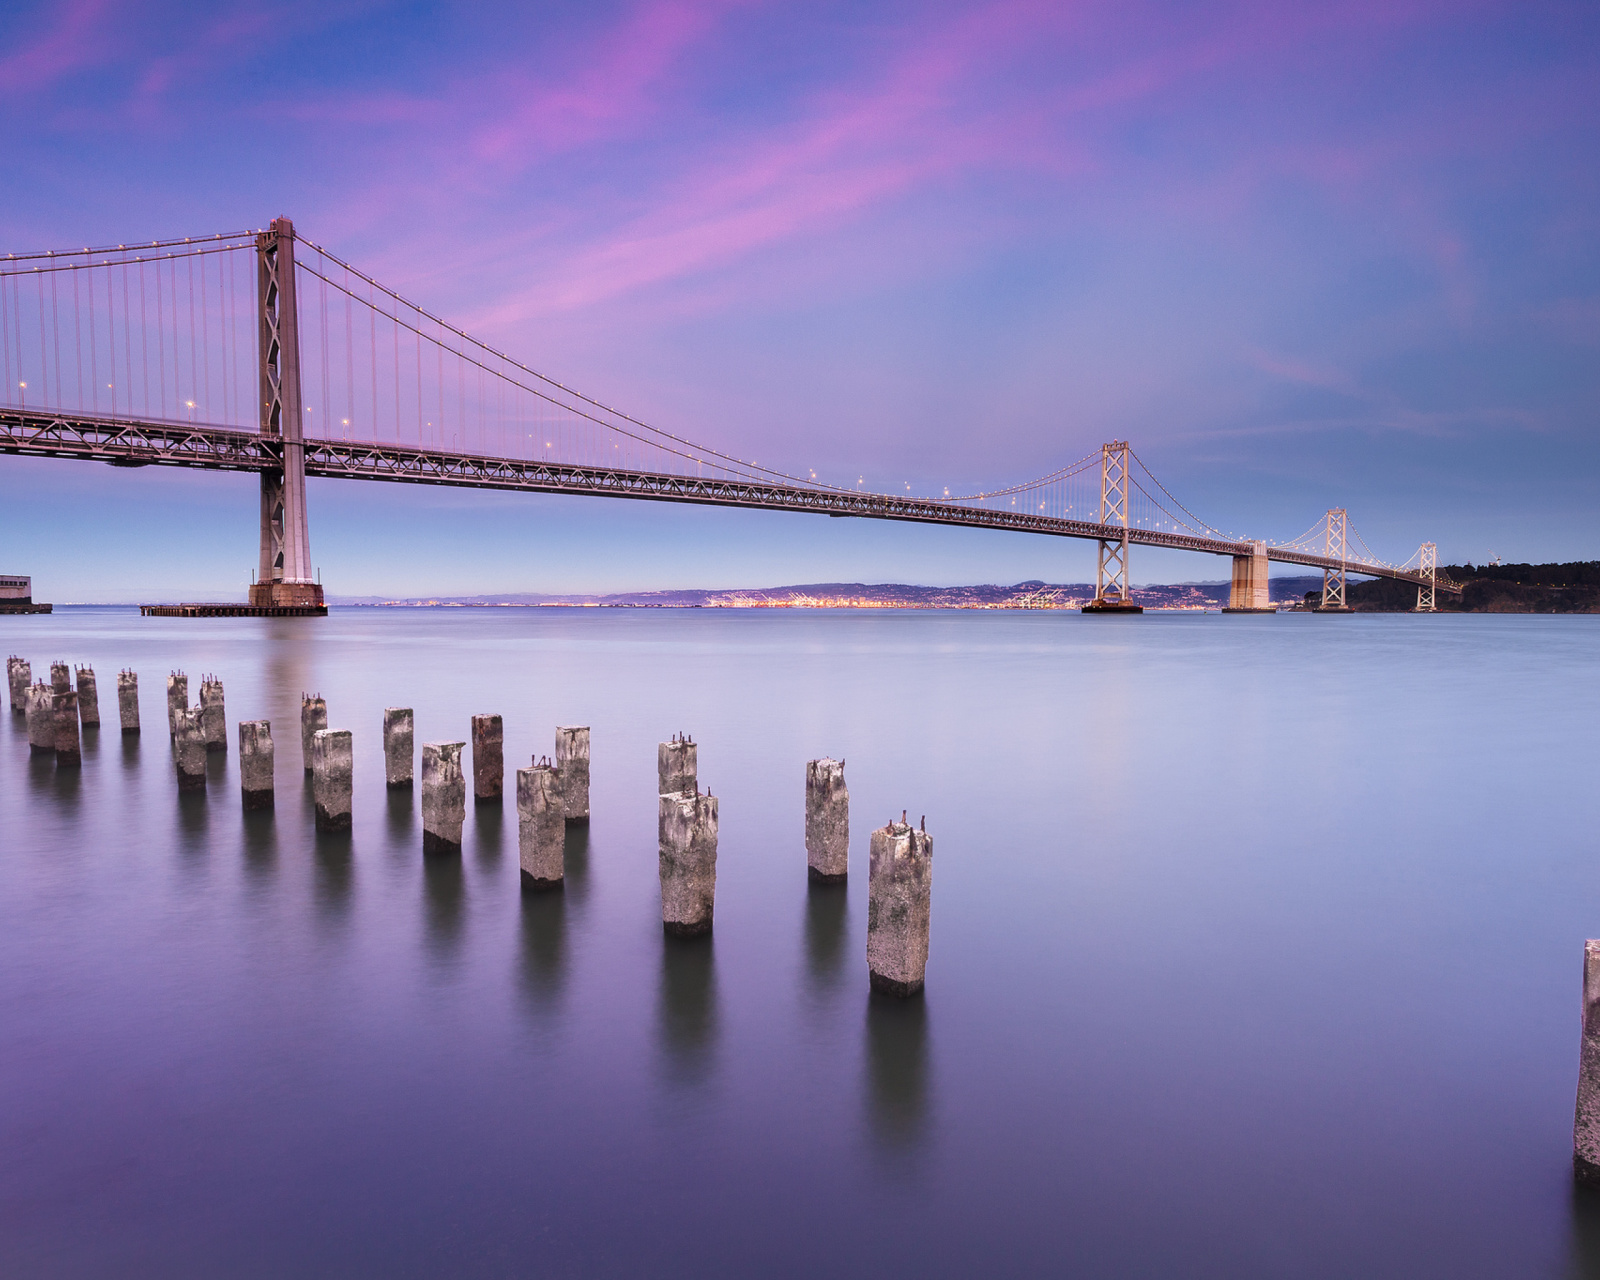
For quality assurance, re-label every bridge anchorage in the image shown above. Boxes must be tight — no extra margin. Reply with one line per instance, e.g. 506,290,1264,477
0,216,1460,616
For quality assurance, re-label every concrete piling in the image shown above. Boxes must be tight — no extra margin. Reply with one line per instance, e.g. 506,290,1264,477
166,672,188,737
53,690,81,766
1576,940,1600,1182
50,662,70,694
117,670,140,735
312,729,353,833
200,677,226,752
867,813,933,997
300,694,327,774
659,788,719,936
239,720,274,810
556,726,590,823
7,656,30,714
383,708,414,789
471,714,504,803
517,758,565,891
173,707,207,790
25,683,53,753
75,666,100,728
658,733,697,797
421,742,467,854
805,758,850,882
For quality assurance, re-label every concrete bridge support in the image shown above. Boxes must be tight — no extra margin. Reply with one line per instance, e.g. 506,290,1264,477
200,677,226,752
659,789,718,936
301,694,327,773
117,671,139,734
249,218,323,612
312,729,353,833
556,726,590,822
517,760,565,891
471,714,503,803
806,758,850,882
74,666,99,727
659,734,697,797
1576,940,1600,1182
867,814,933,997
166,673,188,737
239,720,274,809
422,742,466,854
52,690,80,767
384,708,414,788
26,684,53,753
50,662,70,694
7,657,29,714
173,708,207,790
1224,542,1273,613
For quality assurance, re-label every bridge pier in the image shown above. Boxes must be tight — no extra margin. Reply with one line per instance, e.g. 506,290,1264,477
384,708,414,789
1084,441,1143,613
659,788,718,936
556,726,590,823
248,218,325,614
1223,541,1273,612
806,758,849,882
240,720,274,810
867,813,933,997
517,759,565,891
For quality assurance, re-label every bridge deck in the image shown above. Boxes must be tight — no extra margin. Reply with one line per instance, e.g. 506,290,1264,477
0,409,1445,591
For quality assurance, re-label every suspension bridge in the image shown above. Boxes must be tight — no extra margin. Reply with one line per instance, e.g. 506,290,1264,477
0,219,1454,615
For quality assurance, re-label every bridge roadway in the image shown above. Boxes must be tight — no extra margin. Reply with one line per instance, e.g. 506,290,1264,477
0,408,1438,590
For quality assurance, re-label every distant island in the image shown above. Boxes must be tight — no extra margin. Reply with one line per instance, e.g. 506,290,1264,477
1329,562,1600,613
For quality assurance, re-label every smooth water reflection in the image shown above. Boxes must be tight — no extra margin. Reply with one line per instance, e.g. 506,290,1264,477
0,606,1596,1278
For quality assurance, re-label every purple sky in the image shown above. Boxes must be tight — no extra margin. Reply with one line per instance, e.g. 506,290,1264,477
2,0,1597,599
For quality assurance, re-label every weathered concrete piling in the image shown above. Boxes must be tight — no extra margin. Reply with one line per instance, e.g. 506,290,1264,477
7,656,30,714
471,714,504,803
166,672,188,737
517,758,565,891
52,690,81,766
867,814,933,997
659,788,719,936
200,677,226,752
1576,940,1600,1181
312,729,353,833
117,671,140,734
75,666,100,728
658,733,697,797
50,662,70,694
556,726,590,823
173,707,207,790
26,684,53,753
383,708,414,789
421,742,467,854
300,694,327,774
805,758,849,882
239,720,274,810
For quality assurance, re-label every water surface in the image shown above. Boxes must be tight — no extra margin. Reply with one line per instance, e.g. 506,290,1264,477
1,606,1597,1278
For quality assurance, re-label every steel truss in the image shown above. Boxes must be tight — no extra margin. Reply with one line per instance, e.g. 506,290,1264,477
0,408,1454,593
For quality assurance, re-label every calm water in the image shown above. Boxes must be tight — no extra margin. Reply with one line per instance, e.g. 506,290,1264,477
2,606,1599,1278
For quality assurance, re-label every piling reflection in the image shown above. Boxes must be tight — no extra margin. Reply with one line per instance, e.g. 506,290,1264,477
386,784,415,848
473,802,504,864
28,747,81,808
656,934,719,1086
563,823,590,904
313,836,354,925
241,806,278,891
1569,1182,1600,1276
175,785,209,858
517,884,568,1016
863,991,930,1155
804,880,849,983
422,853,466,967
120,731,140,772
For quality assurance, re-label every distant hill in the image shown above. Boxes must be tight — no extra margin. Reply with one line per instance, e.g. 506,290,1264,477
1314,562,1600,613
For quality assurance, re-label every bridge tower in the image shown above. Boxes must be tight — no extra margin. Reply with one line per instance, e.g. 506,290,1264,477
1415,542,1437,612
247,217,324,611
1083,441,1142,613
1315,508,1352,613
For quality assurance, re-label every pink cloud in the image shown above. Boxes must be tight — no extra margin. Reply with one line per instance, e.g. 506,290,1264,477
0,0,115,94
